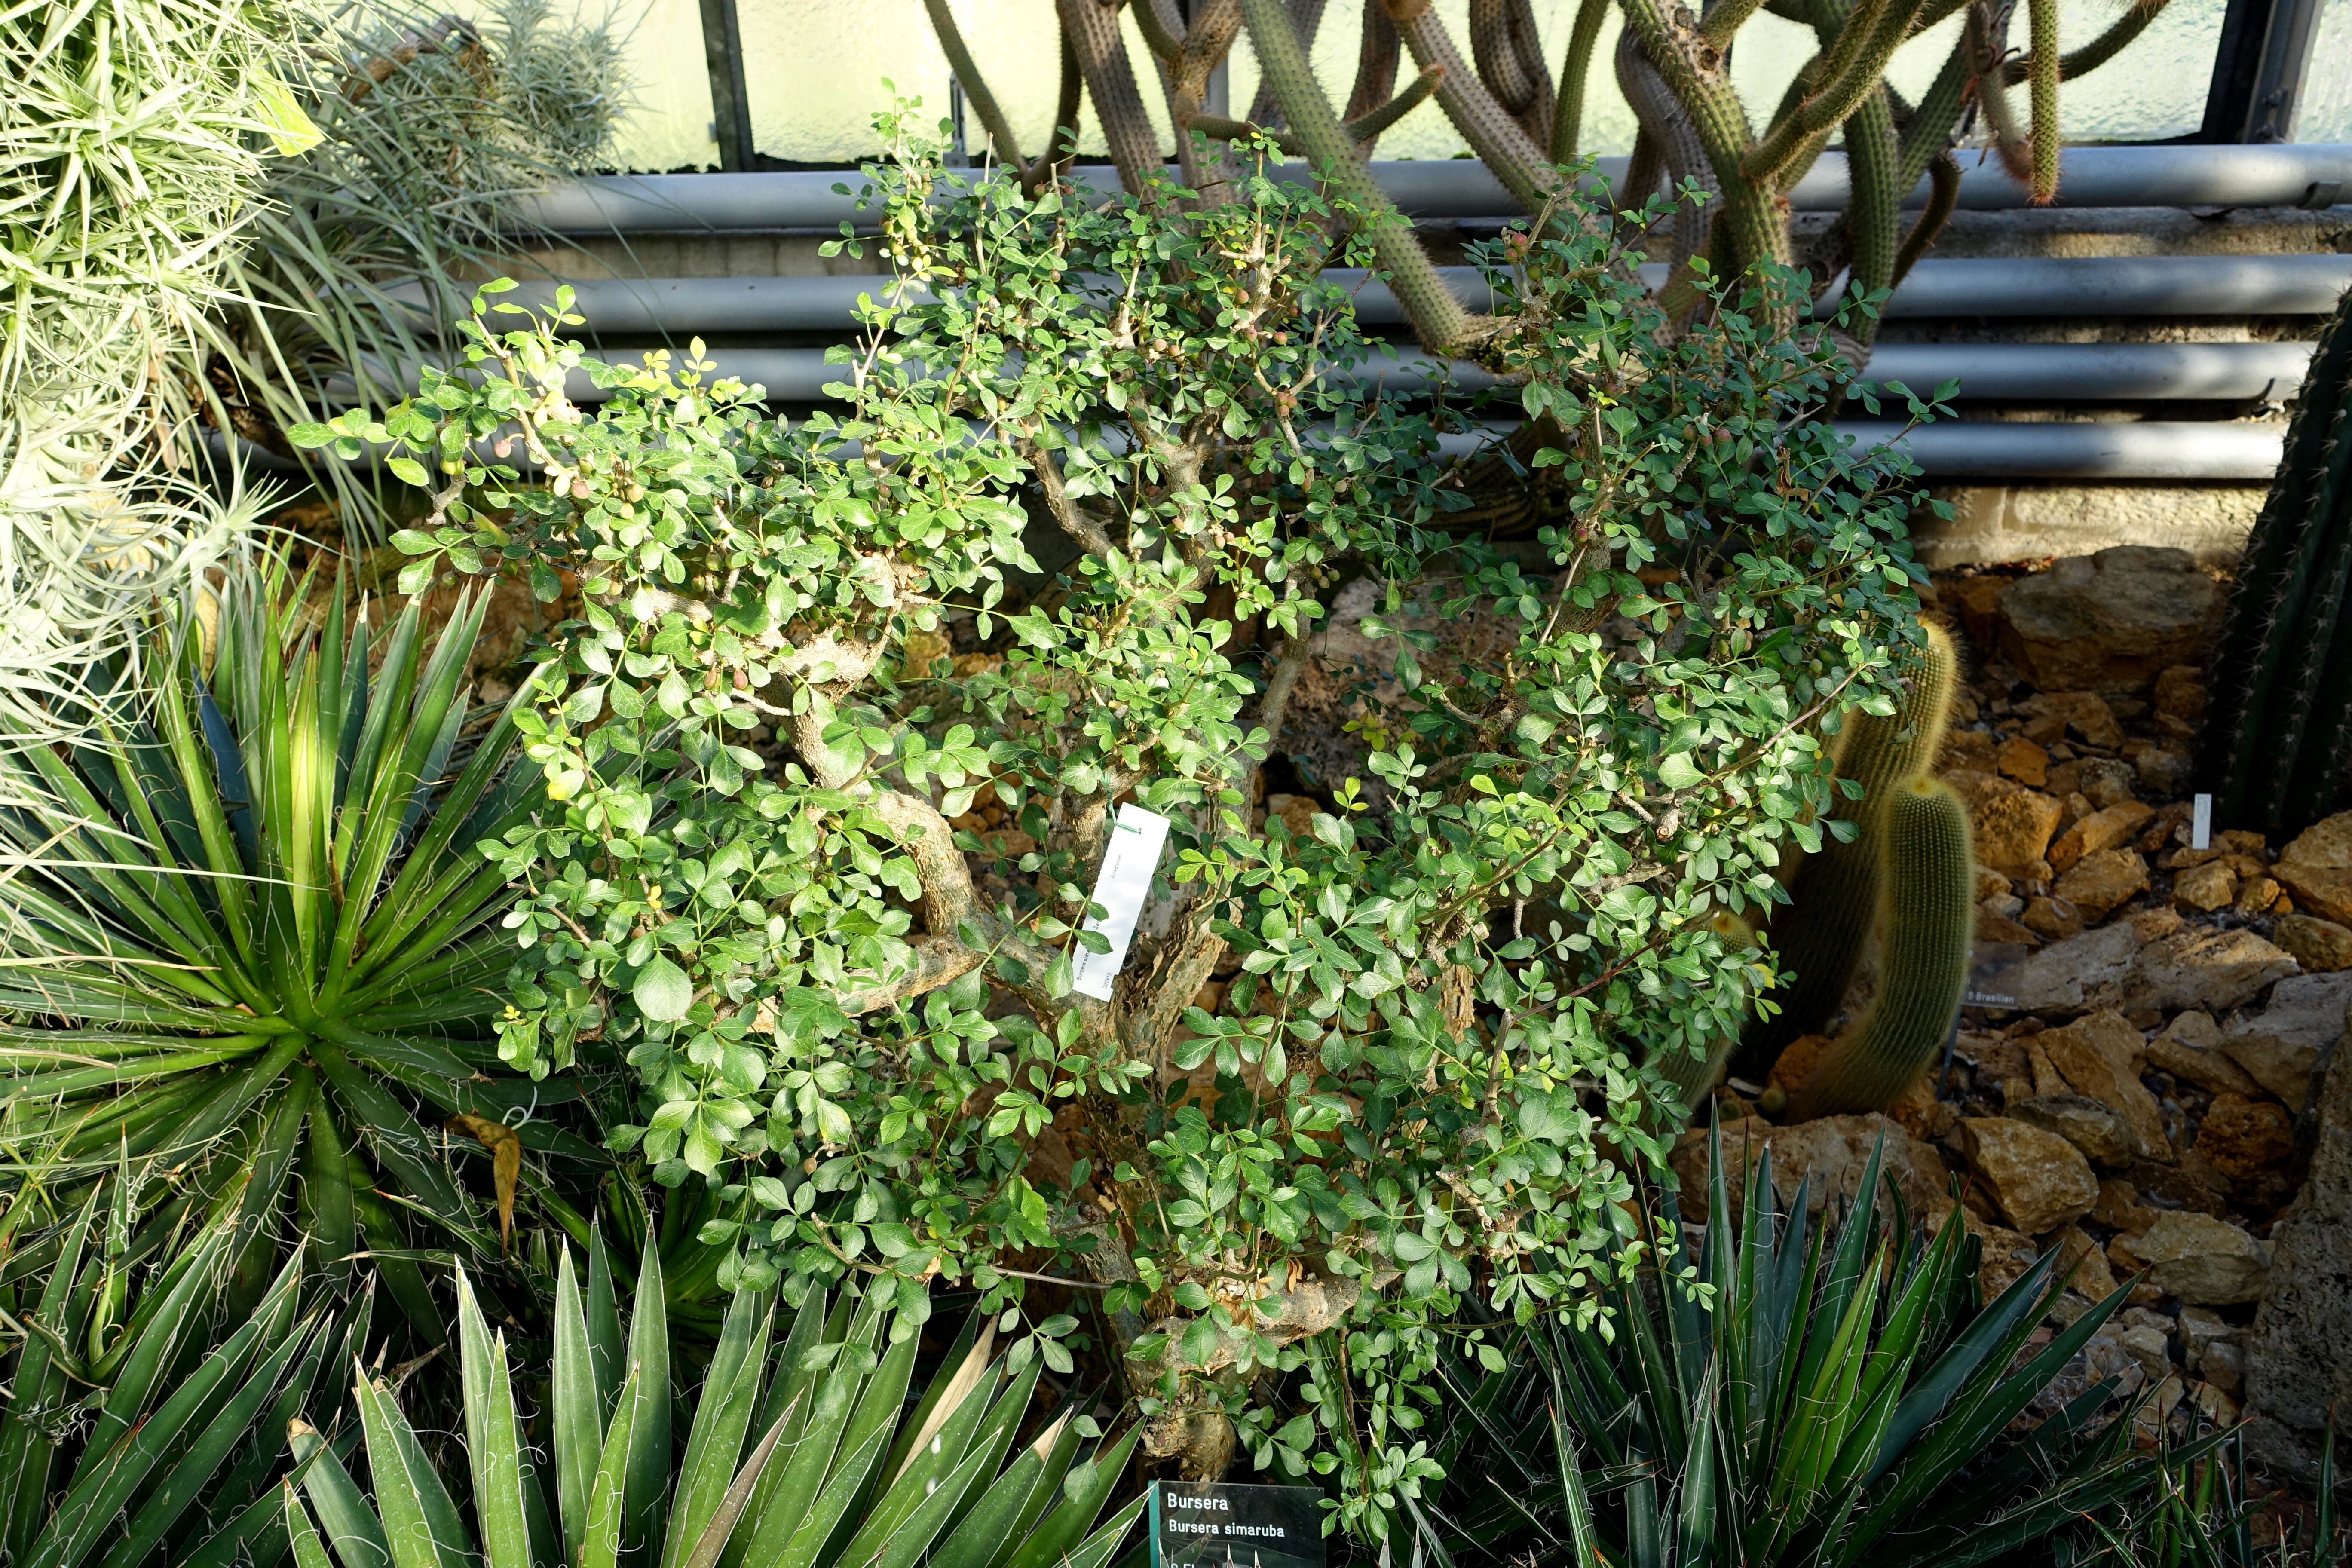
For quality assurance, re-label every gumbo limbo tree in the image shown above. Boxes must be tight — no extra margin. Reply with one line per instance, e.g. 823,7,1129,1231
297,123,1932,1528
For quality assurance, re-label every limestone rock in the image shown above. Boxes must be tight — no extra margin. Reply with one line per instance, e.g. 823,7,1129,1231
2276,811,2352,927
2021,896,2084,941
2223,971,2352,1112
2193,1093,2294,1184
2147,1032,2263,1099
2123,1212,2270,1305
2135,747,2194,798
2174,859,2238,913
1994,546,2217,695
1997,736,2049,787
1966,776,2064,883
2128,928,2299,1014
2154,665,2206,724
1984,922,2140,1014
2011,1093,2138,1167
2178,1305,2237,1378
2055,848,2150,921
2050,802,2157,875
1957,1116,2098,1233
1669,1113,1946,1223
2247,1021,2352,1490
2034,1010,2169,1160
2275,913,2352,974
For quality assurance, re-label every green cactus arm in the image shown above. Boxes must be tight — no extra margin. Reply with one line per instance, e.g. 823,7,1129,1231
1057,0,1167,198
1238,0,1482,352
1844,84,1900,302
1387,0,1557,211
1701,0,1774,49
1614,0,1794,279
1742,0,1929,189
924,0,1036,172
1134,0,1185,61
2024,0,2060,203
1891,150,1959,285
1345,0,1401,122
1789,778,1974,1118
2001,0,2174,86
1894,31,1971,193
1553,0,1612,161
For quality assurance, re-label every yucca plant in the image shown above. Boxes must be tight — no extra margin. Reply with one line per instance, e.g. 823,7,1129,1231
0,557,591,1337
283,1240,1146,1568
0,1172,370,1568
1418,1127,2187,1567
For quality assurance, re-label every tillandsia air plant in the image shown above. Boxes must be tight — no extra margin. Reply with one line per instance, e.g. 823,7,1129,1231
294,116,1936,1534
282,1244,1145,1568
197,0,629,534
0,0,323,735
0,555,600,1345
1419,1128,2196,1568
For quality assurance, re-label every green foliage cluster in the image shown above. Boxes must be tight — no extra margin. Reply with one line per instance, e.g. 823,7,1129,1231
295,113,1933,1528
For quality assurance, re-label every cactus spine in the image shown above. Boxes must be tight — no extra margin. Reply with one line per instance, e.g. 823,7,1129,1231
1733,621,1959,1080
2201,284,2352,836
1790,778,1975,1119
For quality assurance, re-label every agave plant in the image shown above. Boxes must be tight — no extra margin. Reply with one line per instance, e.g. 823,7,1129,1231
0,1172,370,1568
1419,1127,2187,1568
284,1240,1146,1568
0,557,590,1336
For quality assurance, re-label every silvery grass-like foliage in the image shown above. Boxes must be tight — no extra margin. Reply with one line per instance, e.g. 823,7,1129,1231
200,0,628,518
295,114,1937,1532
0,0,320,734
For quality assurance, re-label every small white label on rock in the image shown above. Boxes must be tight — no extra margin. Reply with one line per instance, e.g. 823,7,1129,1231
1070,804,1172,1001
2192,793,2212,851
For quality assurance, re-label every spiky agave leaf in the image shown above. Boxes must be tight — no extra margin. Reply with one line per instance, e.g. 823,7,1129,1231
1420,1124,2180,1567
285,1251,1146,1568
0,555,595,1331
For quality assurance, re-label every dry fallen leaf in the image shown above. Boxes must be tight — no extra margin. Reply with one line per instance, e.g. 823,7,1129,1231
446,1113,521,1248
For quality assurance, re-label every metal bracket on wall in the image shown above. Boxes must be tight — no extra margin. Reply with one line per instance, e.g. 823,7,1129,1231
699,0,756,171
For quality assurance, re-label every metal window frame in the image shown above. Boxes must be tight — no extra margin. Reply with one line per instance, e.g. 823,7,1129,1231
2199,0,2331,143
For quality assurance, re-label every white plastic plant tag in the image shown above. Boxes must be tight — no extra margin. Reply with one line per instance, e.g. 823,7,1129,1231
2192,793,2212,851
1070,804,1172,1001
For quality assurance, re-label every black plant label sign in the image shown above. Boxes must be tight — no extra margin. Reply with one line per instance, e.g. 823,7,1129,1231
1149,1481,1325,1568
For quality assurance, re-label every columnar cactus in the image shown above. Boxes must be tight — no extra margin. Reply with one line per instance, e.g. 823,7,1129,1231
1788,776,1975,1118
1734,620,1958,1079
2201,283,2352,836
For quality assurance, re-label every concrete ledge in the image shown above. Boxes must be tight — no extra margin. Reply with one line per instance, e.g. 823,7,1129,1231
1911,483,2267,567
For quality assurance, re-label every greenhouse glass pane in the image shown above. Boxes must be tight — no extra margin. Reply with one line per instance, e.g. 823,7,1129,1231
603,0,2235,172
2299,0,2352,141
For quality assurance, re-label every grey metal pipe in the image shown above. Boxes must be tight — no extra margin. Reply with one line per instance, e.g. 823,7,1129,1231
508,144,2352,232
410,255,2349,338
1841,420,2286,479
1863,255,2352,317
1854,341,2313,400
222,416,2285,480
527,340,2306,406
